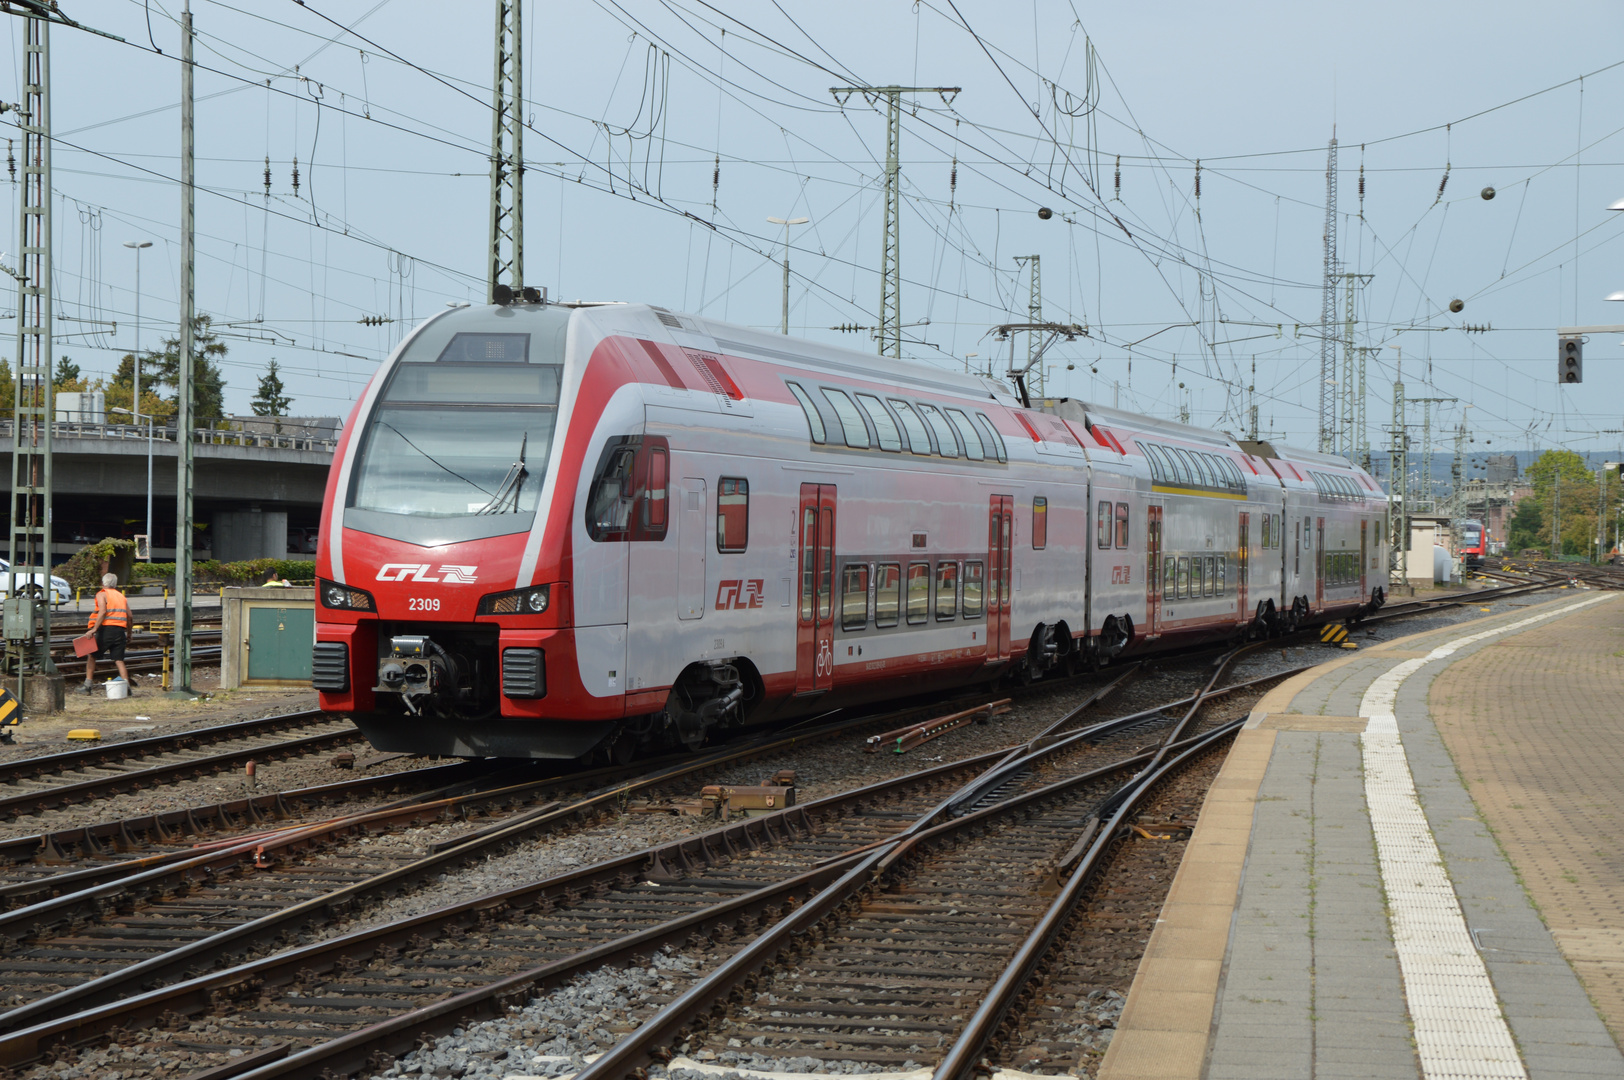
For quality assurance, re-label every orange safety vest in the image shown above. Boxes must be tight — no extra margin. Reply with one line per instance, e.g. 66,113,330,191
95,588,130,630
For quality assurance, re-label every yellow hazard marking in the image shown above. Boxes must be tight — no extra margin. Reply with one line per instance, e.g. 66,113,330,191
66,729,100,741
1319,623,1349,644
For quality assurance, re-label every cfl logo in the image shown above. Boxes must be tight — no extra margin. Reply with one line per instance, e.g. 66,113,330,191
715,579,765,610
376,563,479,584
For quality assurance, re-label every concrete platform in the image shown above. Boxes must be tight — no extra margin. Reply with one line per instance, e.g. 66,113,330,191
1101,590,1624,1080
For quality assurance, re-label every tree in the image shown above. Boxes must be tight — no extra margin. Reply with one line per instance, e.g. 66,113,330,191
104,352,170,422
52,355,81,391
1506,498,1544,554
1525,449,1601,558
148,315,228,427
250,359,292,419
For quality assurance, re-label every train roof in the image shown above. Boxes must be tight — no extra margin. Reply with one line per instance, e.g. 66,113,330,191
1040,398,1241,449
1241,439,1372,475
584,303,1023,406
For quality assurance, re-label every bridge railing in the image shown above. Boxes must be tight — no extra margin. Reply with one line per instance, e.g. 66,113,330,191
0,419,338,454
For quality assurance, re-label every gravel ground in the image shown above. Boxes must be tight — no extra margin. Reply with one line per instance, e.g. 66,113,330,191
358,595,1557,1080
321,659,1233,944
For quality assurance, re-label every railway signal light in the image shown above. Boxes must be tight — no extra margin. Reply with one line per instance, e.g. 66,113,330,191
1559,334,1583,384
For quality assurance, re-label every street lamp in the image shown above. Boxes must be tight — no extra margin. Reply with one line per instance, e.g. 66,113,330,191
766,216,809,335
109,406,153,560
122,241,153,425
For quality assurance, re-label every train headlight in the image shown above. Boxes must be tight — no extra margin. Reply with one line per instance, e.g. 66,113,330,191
478,584,551,616
319,578,375,612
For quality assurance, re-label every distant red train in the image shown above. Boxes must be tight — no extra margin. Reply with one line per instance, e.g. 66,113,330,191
1457,519,1485,566
312,298,1389,762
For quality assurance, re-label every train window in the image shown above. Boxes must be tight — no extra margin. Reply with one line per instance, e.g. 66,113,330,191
890,400,933,455
946,409,986,461
1137,443,1162,483
854,394,903,452
1192,556,1205,597
1171,447,1197,487
1273,514,1281,548
1260,514,1271,549
822,389,871,449
1216,555,1227,596
974,413,1008,462
935,562,960,620
963,561,985,617
1155,445,1179,484
817,508,834,619
1193,454,1214,488
917,405,961,458
875,563,902,628
1222,458,1245,490
586,445,638,541
1033,497,1048,550
1177,556,1191,599
1114,503,1130,548
1207,556,1218,596
1096,501,1112,549
799,509,817,623
716,478,749,552
787,383,827,444
906,563,930,625
1163,556,1176,599
841,564,870,631
644,448,669,531
1203,454,1223,489
1293,521,1300,574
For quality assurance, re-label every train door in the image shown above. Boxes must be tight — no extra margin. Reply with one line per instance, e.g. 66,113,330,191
1237,511,1249,624
1360,519,1368,596
987,495,1013,662
1145,504,1163,636
795,483,837,695
1315,516,1325,608
676,478,708,620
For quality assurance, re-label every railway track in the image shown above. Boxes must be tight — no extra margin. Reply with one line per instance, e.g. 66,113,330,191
0,594,1532,1076
0,710,361,821
0,651,1291,1078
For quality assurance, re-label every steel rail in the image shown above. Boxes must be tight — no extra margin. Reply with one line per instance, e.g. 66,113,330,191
932,718,1242,1080
0,703,1009,1035
0,747,1011,1061
0,664,1295,1064
0,722,364,819
0,708,329,790
563,717,1241,1080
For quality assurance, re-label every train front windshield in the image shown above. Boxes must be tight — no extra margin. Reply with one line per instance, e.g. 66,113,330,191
1464,525,1482,549
348,306,569,525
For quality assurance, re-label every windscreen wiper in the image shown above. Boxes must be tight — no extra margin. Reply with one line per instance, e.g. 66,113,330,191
476,432,529,515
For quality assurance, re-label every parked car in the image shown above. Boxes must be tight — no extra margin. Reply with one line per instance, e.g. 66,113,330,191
0,559,72,605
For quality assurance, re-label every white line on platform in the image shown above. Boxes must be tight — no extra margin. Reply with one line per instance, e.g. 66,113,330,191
1359,593,1615,1080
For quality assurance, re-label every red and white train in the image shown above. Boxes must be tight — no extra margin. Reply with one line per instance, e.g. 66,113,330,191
312,298,1388,761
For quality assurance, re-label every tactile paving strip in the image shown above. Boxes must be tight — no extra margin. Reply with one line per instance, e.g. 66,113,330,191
1358,595,1613,1080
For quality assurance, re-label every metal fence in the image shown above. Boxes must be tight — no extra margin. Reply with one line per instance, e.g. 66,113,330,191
0,419,338,454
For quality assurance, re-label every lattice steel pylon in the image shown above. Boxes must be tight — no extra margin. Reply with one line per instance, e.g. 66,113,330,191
830,85,959,359
1318,134,1337,453
1014,255,1043,399
487,0,523,303
6,12,56,681
1337,272,1372,459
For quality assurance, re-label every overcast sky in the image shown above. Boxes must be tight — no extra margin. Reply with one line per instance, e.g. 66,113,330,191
10,0,1624,466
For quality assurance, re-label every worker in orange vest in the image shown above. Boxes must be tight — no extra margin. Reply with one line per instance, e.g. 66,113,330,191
78,573,132,693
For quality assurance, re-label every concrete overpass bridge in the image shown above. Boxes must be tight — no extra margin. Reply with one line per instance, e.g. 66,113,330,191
4,419,337,563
